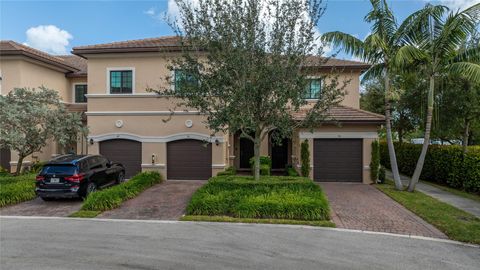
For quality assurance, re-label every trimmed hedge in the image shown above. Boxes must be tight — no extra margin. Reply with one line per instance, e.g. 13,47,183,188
82,171,163,211
216,166,237,176
186,175,330,221
249,156,272,176
0,174,36,207
380,142,480,193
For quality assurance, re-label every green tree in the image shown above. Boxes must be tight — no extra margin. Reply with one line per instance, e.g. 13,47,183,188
0,87,87,175
395,3,480,191
322,0,408,190
300,139,310,177
154,0,345,180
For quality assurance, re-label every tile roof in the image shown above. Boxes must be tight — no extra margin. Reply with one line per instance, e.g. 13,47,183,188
72,36,371,69
292,105,385,123
57,55,87,77
0,40,79,72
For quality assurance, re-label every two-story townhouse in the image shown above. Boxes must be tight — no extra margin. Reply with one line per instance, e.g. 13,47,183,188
71,36,384,182
0,41,88,172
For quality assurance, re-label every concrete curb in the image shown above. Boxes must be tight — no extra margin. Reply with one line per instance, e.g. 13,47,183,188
1,215,478,248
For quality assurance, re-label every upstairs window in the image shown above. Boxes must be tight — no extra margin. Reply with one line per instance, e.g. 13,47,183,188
304,79,321,99
74,84,87,103
110,70,133,94
174,69,198,91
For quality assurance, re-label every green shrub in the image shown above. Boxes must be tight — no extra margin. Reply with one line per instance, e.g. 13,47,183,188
249,156,271,175
0,174,36,207
286,165,299,176
380,142,480,193
217,166,237,176
186,175,330,221
30,161,46,174
82,171,163,211
301,139,310,177
378,166,386,184
0,166,9,176
370,141,380,182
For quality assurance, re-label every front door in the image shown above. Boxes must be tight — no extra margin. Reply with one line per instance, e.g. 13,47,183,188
239,137,254,169
271,138,289,169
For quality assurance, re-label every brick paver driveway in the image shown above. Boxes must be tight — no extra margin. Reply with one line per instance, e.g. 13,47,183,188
98,180,206,220
0,197,82,217
320,183,447,239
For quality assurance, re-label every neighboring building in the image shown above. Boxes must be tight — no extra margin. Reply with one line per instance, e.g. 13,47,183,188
0,41,88,172
1,36,384,183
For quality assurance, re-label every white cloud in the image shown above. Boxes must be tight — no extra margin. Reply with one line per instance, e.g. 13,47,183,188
24,25,72,55
144,7,156,16
425,0,480,11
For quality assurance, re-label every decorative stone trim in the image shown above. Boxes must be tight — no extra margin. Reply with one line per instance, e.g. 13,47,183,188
299,131,378,139
212,164,226,169
89,132,225,143
141,164,166,168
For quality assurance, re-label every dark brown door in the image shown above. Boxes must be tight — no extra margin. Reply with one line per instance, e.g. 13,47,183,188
0,148,11,172
239,137,254,169
99,139,141,179
167,139,212,180
313,139,362,182
271,138,289,169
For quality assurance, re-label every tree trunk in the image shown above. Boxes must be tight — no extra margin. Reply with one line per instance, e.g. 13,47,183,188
15,155,25,176
408,75,434,192
462,118,470,155
384,74,403,190
253,130,261,181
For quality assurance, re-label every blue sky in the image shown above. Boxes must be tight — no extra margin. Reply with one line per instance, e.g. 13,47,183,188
0,0,477,58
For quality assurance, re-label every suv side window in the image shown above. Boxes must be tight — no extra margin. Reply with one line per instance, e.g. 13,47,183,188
77,160,88,173
88,157,103,170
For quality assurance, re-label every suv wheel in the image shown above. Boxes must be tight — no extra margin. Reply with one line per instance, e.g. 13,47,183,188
86,182,97,196
116,172,125,184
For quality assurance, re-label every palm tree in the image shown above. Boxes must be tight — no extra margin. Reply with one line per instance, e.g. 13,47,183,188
322,0,404,190
394,3,480,191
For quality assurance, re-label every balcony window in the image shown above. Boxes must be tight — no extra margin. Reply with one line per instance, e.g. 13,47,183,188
174,69,198,91
110,70,133,94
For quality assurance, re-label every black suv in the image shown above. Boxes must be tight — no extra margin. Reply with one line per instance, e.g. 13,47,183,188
35,155,125,200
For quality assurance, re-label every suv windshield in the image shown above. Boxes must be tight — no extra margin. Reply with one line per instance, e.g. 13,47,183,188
41,165,77,175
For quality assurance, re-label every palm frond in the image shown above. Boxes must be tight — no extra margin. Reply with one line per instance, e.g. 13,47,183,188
454,46,480,63
448,62,480,83
361,62,386,83
365,0,397,42
394,45,428,67
321,31,365,59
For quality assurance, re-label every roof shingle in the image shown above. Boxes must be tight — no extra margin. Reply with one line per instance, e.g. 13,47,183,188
0,40,79,72
292,105,385,123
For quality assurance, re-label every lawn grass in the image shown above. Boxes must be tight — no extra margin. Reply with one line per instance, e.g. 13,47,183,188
186,175,331,221
81,171,163,212
376,181,480,244
69,210,101,218
422,181,480,203
0,174,37,207
181,215,335,227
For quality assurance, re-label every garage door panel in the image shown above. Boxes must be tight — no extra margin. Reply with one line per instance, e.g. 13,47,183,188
313,139,362,182
167,140,212,180
100,139,142,179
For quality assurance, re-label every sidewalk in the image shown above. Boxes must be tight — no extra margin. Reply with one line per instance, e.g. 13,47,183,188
386,170,480,218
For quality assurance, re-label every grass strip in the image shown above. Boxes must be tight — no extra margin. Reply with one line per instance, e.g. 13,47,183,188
69,210,101,218
376,181,480,244
422,181,480,203
81,171,163,212
181,215,335,227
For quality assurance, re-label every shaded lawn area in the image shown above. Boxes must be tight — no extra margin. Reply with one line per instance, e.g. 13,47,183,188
185,175,332,225
0,174,36,207
377,181,480,244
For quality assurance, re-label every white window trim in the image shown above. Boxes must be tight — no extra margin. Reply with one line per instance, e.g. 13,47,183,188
106,67,135,94
72,83,88,104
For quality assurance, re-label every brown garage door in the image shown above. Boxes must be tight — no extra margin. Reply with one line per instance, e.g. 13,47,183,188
100,139,141,179
313,139,362,182
167,139,212,180
0,148,11,172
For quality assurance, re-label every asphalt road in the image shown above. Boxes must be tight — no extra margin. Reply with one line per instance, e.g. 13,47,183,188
0,217,478,270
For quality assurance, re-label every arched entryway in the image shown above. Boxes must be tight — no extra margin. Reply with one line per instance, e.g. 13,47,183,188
99,139,142,178
167,139,212,180
0,148,11,172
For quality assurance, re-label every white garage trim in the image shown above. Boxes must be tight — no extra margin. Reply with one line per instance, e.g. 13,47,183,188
299,131,378,139
89,132,225,143
212,164,226,169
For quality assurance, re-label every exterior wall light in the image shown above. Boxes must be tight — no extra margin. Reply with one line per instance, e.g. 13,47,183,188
215,139,219,146
89,138,94,145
